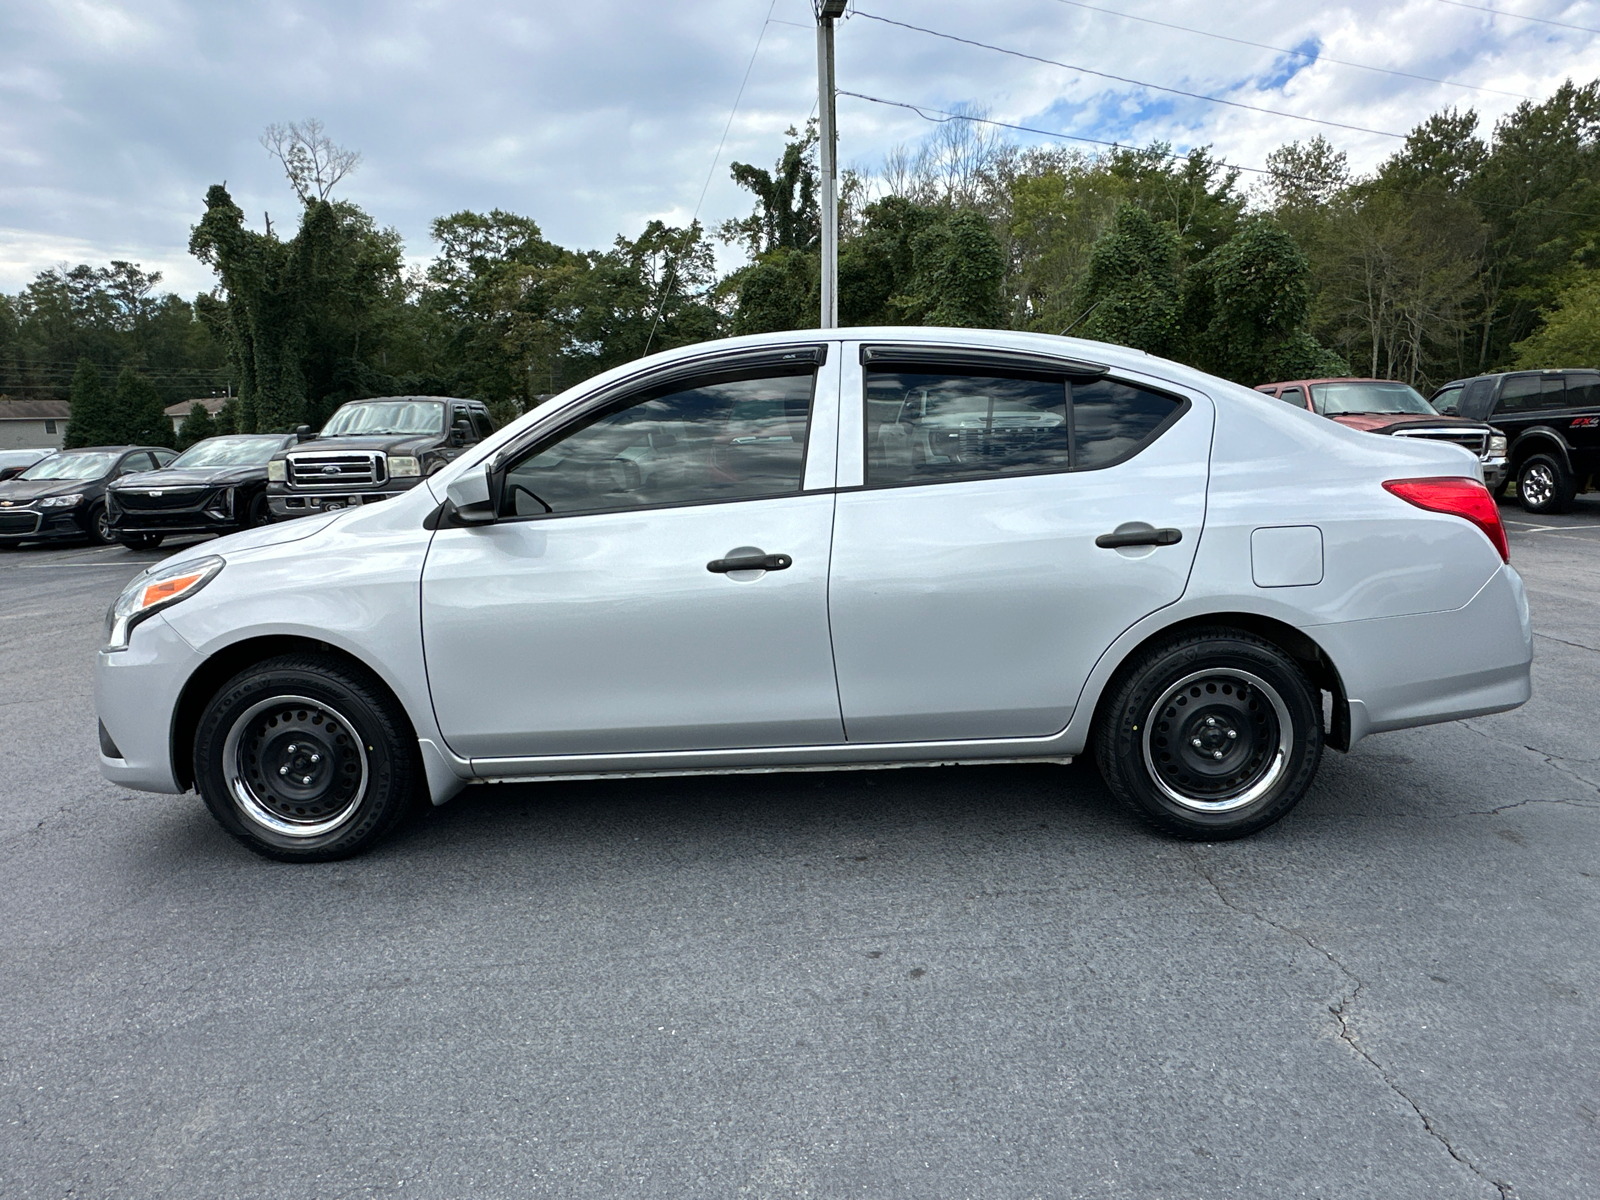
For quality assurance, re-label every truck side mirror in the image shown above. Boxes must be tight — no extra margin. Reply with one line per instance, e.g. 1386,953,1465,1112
450,416,471,448
296,424,313,443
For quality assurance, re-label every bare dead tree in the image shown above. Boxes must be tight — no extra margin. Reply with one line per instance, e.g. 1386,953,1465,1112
260,119,361,203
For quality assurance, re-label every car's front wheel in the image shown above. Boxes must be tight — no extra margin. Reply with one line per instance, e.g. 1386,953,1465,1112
1094,629,1323,839
117,533,164,551
87,502,117,546
1517,453,1574,514
193,654,422,861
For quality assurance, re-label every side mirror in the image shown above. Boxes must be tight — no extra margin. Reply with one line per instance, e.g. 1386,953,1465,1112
450,416,472,448
444,465,496,526
296,424,313,443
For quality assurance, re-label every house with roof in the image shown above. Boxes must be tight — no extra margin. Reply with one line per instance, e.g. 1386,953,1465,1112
164,396,230,434
0,398,70,450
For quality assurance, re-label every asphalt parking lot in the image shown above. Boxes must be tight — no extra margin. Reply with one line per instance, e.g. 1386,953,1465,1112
1,500,1597,1200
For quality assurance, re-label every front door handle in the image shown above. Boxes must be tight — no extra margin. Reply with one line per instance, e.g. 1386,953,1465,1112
1095,528,1182,549
707,553,792,573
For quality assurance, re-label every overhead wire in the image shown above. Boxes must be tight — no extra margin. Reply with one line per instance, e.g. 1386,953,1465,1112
643,0,780,356
1048,0,1535,100
1432,0,1600,35
851,9,1411,139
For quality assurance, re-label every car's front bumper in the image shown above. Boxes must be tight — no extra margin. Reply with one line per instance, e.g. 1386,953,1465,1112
1481,456,1508,490
268,488,414,519
0,507,92,542
95,614,200,794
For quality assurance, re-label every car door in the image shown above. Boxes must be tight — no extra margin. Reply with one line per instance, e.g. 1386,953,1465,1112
826,343,1211,743
421,345,844,760
1562,373,1600,474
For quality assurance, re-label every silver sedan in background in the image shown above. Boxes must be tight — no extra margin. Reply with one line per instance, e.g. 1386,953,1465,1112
95,329,1532,861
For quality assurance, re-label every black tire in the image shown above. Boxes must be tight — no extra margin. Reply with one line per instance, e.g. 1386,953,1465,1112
244,491,271,528
1517,453,1574,514
87,502,117,546
193,653,422,862
117,533,164,551
1094,629,1323,840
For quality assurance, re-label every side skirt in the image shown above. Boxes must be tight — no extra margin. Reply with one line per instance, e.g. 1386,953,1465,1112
476,755,1074,787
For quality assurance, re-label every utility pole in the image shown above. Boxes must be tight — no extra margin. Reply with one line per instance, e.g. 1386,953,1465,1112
815,1,846,329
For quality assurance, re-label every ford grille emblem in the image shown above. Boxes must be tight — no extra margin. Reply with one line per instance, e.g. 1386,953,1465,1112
321,465,340,476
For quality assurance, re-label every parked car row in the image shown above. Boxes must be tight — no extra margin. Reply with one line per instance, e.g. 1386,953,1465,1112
1259,367,1600,514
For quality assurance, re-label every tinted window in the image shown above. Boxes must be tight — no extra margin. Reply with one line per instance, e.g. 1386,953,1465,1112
1497,375,1541,412
1072,379,1183,469
1431,385,1463,415
1280,387,1308,410
471,410,494,440
121,453,158,472
501,371,814,518
1462,379,1496,420
1566,374,1600,408
153,450,178,466
866,371,1069,485
1534,376,1569,411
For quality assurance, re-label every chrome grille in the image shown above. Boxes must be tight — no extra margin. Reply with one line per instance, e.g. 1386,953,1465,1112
1392,427,1490,458
114,487,209,511
286,452,385,489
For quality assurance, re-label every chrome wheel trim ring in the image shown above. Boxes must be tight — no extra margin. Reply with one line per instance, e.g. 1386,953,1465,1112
1521,463,1555,507
221,694,369,839
1141,668,1294,814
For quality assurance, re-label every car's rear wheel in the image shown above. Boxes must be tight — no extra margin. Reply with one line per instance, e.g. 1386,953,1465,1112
1094,629,1323,839
193,654,422,861
1517,453,1574,514
117,533,164,550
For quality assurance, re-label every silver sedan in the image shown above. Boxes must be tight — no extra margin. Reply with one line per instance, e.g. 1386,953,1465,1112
95,329,1532,860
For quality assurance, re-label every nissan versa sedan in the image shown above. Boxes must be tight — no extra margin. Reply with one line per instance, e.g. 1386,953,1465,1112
95,329,1533,861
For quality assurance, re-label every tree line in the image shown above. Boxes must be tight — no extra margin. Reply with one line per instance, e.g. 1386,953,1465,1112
1,84,1594,450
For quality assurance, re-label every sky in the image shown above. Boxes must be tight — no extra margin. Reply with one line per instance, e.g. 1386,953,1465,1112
1,0,1596,297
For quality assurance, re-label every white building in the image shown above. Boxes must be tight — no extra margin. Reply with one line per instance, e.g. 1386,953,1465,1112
0,399,70,450
164,396,230,435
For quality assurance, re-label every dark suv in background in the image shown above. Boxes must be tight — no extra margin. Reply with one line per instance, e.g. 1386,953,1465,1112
267,395,496,520
1431,369,1600,512
105,433,297,549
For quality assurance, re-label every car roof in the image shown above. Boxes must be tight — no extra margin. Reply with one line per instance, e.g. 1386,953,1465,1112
335,395,482,406
1258,378,1406,389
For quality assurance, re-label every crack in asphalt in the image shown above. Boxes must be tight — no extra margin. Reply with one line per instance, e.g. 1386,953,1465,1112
1183,852,1516,1199
1532,631,1600,655
1463,796,1600,816
1459,721,1600,796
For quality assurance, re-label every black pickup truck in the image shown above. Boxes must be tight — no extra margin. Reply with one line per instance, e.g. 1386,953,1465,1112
267,395,496,519
1431,369,1600,513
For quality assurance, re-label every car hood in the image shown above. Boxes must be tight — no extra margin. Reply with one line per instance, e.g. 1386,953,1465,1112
1329,413,1488,435
109,465,262,490
0,478,102,503
290,434,438,455
160,509,345,569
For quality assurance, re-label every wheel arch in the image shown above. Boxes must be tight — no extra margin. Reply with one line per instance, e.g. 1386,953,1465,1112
1087,611,1353,752
1508,427,1573,473
169,634,418,791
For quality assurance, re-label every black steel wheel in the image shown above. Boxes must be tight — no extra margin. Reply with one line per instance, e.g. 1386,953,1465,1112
117,533,164,550
1094,629,1323,839
193,653,422,861
1517,453,1574,514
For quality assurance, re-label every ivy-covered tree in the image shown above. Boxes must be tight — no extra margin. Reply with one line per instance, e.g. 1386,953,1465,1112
1080,204,1183,356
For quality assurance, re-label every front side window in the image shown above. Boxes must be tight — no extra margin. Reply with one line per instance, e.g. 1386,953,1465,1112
1462,378,1496,420
500,370,815,518
1280,387,1308,410
1431,385,1463,415
471,410,494,440
865,368,1182,486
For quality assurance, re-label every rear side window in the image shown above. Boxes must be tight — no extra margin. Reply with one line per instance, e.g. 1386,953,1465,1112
1566,374,1600,408
864,368,1183,487
1535,376,1570,411
1497,375,1541,412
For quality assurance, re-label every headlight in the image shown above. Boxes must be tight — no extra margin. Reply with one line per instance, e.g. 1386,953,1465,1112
267,460,286,481
387,456,421,478
39,493,83,508
1488,434,1507,456
104,555,224,651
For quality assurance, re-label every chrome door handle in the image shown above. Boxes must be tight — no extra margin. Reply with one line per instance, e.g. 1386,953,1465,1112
707,553,792,573
1095,528,1182,549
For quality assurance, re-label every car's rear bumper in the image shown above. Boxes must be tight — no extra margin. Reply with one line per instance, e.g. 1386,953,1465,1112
1315,563,1532,745
95,614,199,794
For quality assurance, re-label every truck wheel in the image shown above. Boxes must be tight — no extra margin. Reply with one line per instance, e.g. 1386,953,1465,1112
1094,629,1323,840
1517,454,1574,514
193,654,422,862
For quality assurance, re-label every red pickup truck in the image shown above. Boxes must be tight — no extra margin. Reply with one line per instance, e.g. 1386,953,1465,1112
1256,377,1507,491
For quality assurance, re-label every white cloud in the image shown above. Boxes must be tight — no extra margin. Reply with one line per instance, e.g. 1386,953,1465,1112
0,0,1595,293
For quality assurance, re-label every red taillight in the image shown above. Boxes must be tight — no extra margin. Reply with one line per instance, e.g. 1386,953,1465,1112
1382,477,1509,562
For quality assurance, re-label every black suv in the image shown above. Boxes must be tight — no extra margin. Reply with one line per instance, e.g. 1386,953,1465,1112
267,396,496,520
1432,369,1600,513
106,433,297,549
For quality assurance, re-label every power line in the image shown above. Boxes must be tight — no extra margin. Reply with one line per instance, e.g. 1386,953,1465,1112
1432,0,1600,35
644,0,780,356
851,9,1410,140
1049,0,1535,100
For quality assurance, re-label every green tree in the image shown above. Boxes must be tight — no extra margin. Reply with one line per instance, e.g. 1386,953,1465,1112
213,397,242,435
1511,273,1600,365
63,358,115,448
719,123,820,257
176,402,217,449
1080,205,1183,355
896,209,1005,327
111,367,174,447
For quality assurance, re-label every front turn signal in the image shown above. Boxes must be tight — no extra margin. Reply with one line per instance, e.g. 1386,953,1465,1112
1383,477,1510,563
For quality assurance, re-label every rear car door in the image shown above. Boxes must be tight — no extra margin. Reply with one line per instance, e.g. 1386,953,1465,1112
826,343,1211,743
1562,373,1600,479
421,345,844,760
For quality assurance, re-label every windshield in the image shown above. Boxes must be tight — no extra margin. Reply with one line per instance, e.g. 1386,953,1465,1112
321,400,444,437
171,436,287,468
0,450,47,468
1312,382,1437,416
18,451,120,481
